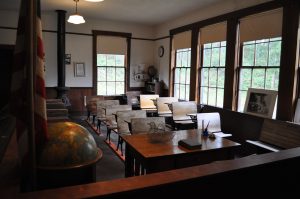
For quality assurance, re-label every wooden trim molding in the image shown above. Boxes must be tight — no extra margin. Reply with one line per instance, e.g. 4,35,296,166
189,27,199,101
92,30,132,94
276,0,300,121
223,18,239,110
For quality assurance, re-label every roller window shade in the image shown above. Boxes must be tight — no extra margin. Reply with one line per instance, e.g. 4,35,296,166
239,9,283,43
200,22,227,44
97,36,127,55
173,31,192,50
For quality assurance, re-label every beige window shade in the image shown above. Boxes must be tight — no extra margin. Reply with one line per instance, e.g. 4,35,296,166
239,8,283,43
200,22,227,44
172,31,192,50
97,36,127,54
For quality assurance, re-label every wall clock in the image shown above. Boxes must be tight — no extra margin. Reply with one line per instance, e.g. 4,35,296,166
158,46,164,57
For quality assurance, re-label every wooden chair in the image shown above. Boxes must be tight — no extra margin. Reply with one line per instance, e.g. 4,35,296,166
104,105,132,141
96,100,119,129
114,110,147,155
196,112,231,137
131,117,165,134
85,96,104,124
172,101,197,130
140,94,159,110
157,97,178,116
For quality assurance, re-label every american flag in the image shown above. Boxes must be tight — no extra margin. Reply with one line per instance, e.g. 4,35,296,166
10,0,48,189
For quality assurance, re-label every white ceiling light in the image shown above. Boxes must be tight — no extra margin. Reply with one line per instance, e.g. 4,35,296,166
68,0,85,24
84,0,104,2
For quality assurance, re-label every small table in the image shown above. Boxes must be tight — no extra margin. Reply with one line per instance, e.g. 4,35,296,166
122,129,240,177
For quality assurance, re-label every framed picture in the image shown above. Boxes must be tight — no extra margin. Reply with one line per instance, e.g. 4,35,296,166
74,62,85,77
244,88,277,118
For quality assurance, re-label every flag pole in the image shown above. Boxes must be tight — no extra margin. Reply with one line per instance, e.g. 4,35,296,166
26,0,37,190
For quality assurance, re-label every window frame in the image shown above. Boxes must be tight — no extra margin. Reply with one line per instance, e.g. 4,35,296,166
92,30,131,95
96,54,126,95
199,41,227,107
236,37,282,112
173,48,191,101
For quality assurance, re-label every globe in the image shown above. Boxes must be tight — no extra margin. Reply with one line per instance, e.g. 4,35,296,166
38,121,102,169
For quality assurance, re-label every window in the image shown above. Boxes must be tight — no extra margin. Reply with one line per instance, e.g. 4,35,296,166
200,41,226,107
237,37,281,112
97,54,125,95
173,48,191,101
95,33,129,96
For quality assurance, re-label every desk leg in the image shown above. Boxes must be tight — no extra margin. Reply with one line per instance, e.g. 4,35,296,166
125,144,134,177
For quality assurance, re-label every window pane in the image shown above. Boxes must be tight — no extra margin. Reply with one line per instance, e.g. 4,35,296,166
268,41,281,66
255,42,268,66
200,87,208,104
212,42,220,48
265,68,279,90
180,68,186,83
186,68,190,84
242,44,254,66
115,55,125,66
217,68,225,88
97,54,106,66
252,69,265,89
216,89,224,108
116,68,125,81
203,48,211,67
204,43,211,49
174,68,180,83
201,68,208,86
187,50,191,67
107,67,116,81
208,88,216,106
116,82,124,95
181,51,188,67
174,84,179,99
176,51,182,67
97,82,106,95
180,84,186,100
185,85,190,101
239,69,252,91
107,55,115,66
209,68,217,87
97,67,106,81
220,46,226,67
211,47,220,67
238,91,247,112
107,82,115,95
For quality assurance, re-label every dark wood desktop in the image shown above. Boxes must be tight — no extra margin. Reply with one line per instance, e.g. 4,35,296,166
122,129,240,177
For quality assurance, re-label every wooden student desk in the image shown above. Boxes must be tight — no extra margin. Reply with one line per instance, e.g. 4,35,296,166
122,129,240,177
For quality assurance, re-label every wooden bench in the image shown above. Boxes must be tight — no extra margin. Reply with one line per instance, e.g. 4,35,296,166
246,118,300,152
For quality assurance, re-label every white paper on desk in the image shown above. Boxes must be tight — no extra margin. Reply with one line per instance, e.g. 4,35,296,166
294,98,300,124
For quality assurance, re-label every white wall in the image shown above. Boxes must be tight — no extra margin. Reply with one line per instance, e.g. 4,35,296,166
0,10,155,88
0,0,272,89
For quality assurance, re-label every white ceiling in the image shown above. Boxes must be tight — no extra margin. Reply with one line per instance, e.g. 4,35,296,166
0,0,224,25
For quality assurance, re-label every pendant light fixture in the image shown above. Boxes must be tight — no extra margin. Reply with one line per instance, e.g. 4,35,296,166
85,0,104,2
68,0,85,24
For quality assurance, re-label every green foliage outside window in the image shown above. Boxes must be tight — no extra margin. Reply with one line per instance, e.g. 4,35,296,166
237,37,281,112
97,54,125,95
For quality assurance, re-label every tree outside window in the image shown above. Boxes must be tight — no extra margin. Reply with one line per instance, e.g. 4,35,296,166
237,37,281,112
97,54,125,95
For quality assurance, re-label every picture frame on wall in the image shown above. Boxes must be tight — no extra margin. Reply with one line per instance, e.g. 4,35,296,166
74,62,85,77
244,88,277,118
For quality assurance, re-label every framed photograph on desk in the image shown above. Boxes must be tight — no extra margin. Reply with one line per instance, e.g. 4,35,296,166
244,88,277,118
74,62,85,77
